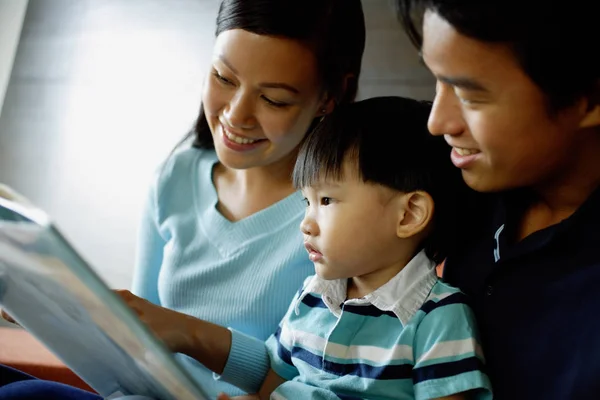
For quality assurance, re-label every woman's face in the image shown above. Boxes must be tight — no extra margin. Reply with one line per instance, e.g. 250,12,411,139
203,29,325,170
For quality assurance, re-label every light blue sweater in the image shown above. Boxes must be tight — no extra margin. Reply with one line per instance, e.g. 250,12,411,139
131,147,312,398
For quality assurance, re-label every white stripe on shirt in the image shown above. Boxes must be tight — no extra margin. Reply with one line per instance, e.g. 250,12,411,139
417,338,484,364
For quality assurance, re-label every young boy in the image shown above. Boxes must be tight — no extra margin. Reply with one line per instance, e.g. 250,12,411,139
233,97,492,400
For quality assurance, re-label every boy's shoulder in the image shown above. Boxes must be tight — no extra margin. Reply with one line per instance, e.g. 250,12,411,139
412,279,475,327
424,279,469,305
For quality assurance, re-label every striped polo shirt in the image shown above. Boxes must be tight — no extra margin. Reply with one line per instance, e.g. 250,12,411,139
265,250,493,399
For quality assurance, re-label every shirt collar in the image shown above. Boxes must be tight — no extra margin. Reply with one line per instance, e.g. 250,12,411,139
493,184,600,262
295,250,438,326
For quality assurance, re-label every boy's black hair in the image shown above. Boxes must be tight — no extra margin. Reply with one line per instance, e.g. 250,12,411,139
293,96,471,264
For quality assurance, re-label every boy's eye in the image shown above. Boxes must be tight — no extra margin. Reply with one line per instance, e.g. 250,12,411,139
320,197,332,206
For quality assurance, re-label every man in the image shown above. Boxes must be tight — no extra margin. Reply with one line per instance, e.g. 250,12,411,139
396,1,600,399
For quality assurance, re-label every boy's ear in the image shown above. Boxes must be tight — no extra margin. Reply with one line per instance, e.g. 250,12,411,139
396,191,435,239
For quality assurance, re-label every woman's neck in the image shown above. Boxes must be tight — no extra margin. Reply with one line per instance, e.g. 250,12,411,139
213,151,298,222
225,156,296,189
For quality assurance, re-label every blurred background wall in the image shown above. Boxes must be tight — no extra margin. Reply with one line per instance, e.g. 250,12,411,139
0,0,28,112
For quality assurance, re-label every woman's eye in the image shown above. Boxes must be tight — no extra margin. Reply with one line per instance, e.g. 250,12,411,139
261,95,289,108
213,71,233,85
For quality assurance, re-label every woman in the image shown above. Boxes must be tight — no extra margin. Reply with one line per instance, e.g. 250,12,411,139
0,0,366,398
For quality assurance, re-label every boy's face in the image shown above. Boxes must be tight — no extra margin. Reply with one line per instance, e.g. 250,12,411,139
421,11,588,193
299,160,405,282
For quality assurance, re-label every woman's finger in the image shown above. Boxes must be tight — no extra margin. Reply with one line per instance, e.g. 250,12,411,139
1,308,19,325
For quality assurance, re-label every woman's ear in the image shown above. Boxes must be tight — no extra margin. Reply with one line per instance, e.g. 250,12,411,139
316,95,336,118
315,73,357,118
396,191,435,239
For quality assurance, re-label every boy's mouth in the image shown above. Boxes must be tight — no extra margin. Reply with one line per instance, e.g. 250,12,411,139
304,242,323,262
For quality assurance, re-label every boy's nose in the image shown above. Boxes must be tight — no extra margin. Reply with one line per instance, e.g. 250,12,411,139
300,217,319,236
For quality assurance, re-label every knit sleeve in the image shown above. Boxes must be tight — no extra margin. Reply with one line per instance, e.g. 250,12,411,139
131,175,165,305
214,328,271,393
216,279,311,392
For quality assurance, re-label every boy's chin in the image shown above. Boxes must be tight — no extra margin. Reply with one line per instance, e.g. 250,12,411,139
314,264,344,281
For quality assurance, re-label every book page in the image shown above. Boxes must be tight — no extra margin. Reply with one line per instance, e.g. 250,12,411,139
0,195,208,400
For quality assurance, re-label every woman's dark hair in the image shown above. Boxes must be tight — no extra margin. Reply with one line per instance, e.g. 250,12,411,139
293,96,472,264
396,0,600,112
189,0,366,150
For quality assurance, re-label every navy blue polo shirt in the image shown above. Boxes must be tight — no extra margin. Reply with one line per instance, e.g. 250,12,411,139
444,186,600,400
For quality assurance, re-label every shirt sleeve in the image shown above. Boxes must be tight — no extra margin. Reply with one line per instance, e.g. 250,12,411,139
131,179,165,305
412,292,493,400
265,288,304,381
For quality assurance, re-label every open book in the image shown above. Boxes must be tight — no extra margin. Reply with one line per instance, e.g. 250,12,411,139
0,185,208,400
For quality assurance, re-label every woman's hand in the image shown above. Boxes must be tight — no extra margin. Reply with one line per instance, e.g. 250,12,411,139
0,308,19,325
114,290,197,354
114,290,232,374
217,393,260,400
